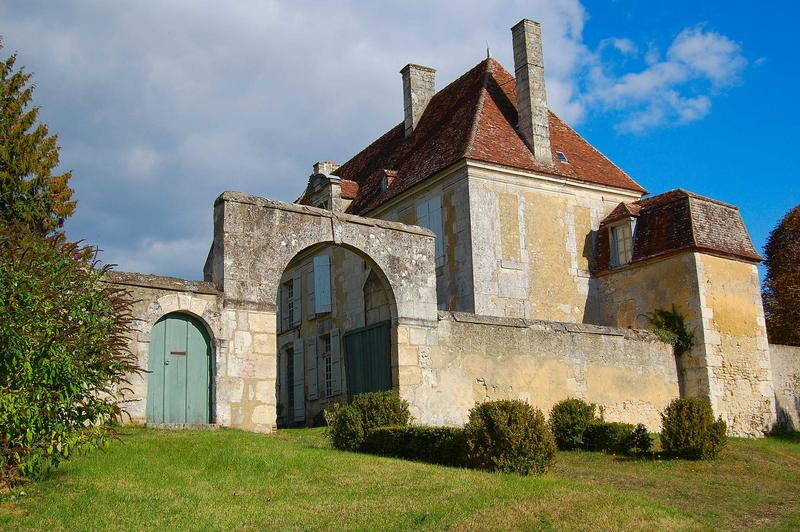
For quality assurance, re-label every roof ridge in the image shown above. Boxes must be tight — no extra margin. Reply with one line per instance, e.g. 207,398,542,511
464,59,492,158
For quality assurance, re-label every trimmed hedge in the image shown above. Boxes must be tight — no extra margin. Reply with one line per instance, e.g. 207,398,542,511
583,421,635,454
464,400,556,476
549,398,597,450
362,426,465,467
660,398,727,460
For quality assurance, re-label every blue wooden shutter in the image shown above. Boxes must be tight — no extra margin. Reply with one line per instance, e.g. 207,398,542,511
313,255,331,314
415,201,429,230
330,328,342,396
306,337,318,400
292,338,305,421
291,270,302,327
305,264,315,320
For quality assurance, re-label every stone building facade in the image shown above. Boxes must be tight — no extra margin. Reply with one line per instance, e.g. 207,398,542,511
111,19,797,437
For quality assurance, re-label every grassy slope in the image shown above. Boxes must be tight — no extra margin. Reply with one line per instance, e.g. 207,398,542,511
1,428,798,531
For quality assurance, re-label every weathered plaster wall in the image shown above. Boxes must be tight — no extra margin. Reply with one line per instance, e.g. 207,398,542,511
595,252,708,398
107,272,277,432
372,165,474,312
466,162,641,322
401,312,679,431
596,251,777,436
695,253,775,436
770,344,800,431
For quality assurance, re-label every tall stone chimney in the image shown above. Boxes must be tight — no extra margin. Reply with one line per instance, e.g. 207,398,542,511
511,19,552,164
400,64,436,138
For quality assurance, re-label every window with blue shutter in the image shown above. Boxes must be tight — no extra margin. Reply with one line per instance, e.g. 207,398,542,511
313,255,332,314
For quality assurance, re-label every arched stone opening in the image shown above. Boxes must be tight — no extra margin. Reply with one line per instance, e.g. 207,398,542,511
274,242,398,427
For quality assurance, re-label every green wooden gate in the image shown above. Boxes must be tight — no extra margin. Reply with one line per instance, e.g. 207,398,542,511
343,320,392,399
146,313,211,424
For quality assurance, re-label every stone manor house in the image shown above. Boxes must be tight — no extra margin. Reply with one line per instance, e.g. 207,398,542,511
111,20,800,437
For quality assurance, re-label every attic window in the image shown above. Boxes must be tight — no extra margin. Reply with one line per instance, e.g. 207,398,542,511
555,151,569,163
610,220,635,268
380,170,396,192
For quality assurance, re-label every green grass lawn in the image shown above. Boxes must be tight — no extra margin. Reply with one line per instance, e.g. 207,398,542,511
1,428,799,531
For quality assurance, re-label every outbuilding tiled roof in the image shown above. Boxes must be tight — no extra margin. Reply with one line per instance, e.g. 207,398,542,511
334,58,647,216
596,189,762,272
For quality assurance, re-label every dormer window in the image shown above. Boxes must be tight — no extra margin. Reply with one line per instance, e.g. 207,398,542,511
380,169,396,192
555,151,569,163
610,219,635,267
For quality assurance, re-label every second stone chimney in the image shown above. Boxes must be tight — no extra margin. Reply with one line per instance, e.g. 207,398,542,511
401,64,436,138
511,19,552,164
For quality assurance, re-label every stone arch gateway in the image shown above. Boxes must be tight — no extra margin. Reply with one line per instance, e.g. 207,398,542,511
204,192,439,324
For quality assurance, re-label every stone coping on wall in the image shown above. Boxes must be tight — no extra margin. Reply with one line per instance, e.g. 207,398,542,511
439,310,663,342
216,190,435,239
105,271,220,295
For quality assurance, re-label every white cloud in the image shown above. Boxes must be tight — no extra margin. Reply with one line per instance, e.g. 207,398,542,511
667,26,746,86
584,24,746,132
0,1,748,277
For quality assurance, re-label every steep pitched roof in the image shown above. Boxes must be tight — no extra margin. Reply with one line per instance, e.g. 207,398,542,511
596,189,762,271
334,58,646,216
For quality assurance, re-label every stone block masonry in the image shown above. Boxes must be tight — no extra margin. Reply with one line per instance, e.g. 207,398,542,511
401,312,679,431
769,344,800,431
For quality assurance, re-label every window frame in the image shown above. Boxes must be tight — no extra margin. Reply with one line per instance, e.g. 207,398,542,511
319,333,333,399
609,218,635,268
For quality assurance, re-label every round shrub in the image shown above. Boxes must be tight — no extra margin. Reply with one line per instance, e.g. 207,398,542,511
549,398,597,450
350,391,411,431
660,398,727,460
324,403,365,451
464,399,556,476
324,391,410,451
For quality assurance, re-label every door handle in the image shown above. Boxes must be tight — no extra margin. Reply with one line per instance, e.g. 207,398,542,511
165,360,170,365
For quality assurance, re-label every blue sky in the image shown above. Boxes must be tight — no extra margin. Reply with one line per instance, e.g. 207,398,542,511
1,0,797,279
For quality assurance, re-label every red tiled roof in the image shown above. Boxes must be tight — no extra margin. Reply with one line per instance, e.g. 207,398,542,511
334,58,646,216
340,179,359,199
596,189,762,272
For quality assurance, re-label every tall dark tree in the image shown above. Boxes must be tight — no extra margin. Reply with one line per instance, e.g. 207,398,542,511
763,205,800,346
0,43,76,234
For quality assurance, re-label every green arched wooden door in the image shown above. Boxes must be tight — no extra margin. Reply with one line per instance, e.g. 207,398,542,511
146,313,211,424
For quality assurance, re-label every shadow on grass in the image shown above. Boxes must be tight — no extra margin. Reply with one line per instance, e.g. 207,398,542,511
767,431,800,444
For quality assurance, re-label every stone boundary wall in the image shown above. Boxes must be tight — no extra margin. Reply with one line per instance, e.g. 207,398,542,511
106,272,277,432
403,311,679,431
770,344,800,431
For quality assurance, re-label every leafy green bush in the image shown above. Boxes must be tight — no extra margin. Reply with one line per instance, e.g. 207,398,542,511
324,391,410,451
549,398,597,450
362,426,466,467
324,402,365,452
629,423,653,455
0,233,139,486
464,400,556,476
583,421,635,454
646,305,695,356
660,398,727,460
